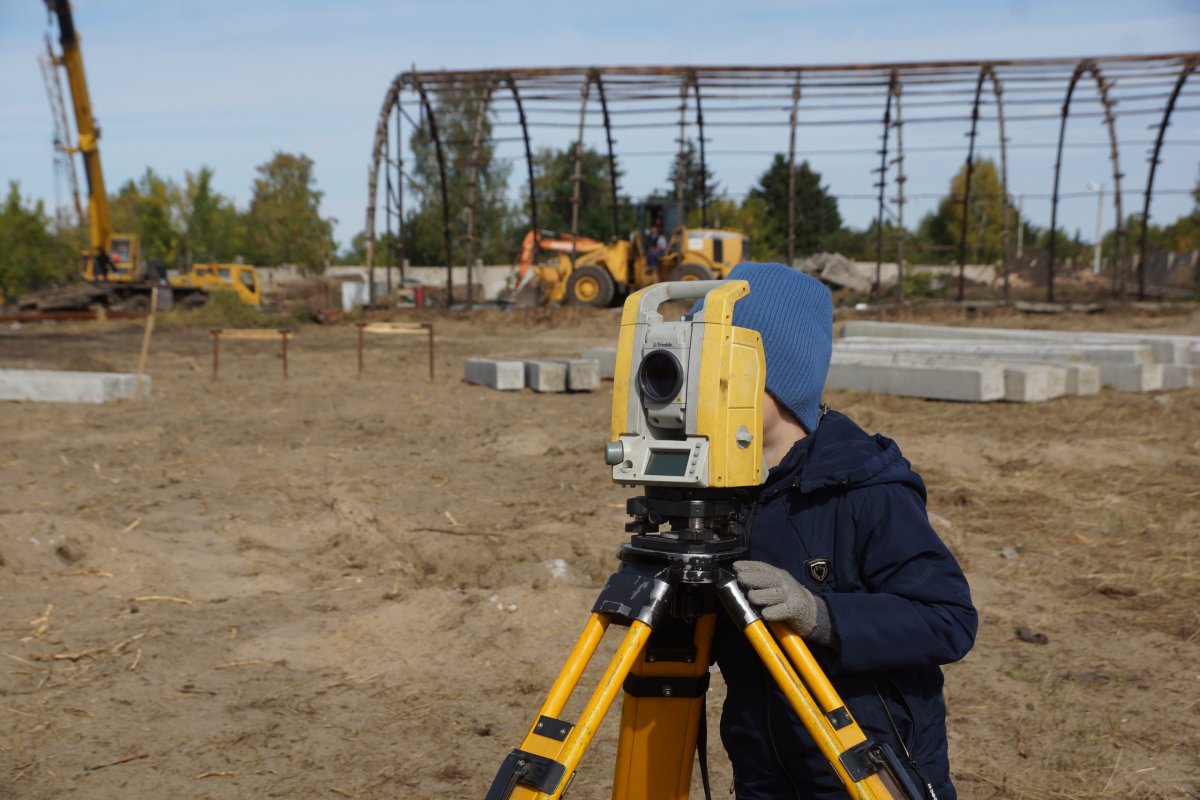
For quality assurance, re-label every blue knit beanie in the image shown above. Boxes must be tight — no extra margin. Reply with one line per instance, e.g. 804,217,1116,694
696,262,833,432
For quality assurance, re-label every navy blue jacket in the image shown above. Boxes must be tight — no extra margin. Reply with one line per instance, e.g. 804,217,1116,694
714,410,977,799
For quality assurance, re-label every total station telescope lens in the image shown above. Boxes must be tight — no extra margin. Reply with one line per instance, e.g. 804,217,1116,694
639,349,684,404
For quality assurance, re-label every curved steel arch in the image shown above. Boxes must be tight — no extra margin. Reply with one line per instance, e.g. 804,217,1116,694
505,76,539,238
592,71,620,240
1048,59,1127,303
410,75,454,306
363,56,1199,310
1138,58,1198,300
955,65,1012,302
365,74,406,296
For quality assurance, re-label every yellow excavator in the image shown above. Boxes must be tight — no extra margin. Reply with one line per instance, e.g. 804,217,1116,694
508,205,749,308
13,1,259,313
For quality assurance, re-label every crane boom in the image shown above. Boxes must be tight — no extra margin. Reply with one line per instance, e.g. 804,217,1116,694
45,0,116,277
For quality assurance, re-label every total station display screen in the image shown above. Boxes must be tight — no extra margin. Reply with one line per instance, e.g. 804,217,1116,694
645,450,689,477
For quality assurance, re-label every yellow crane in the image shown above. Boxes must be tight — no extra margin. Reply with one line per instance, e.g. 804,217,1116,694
13,1,260,313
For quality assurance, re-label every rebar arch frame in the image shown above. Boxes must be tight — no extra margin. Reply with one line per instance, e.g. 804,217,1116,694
1047,59,1128,303
1138,58,1198,301
363,54,1200,308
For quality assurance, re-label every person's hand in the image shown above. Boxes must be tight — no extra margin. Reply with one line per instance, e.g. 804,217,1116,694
733,560,820,637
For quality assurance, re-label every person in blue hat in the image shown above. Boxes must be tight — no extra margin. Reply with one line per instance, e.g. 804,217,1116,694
707,262,978,800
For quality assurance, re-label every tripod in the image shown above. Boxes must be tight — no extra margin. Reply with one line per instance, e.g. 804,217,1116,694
484,489,924,800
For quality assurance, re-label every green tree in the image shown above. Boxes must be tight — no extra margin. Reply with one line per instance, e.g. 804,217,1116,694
244,152,335,272
109,168,184,266
180,167,245,264
0,181,67,298
748,155,842,260
922,158,1012,265
1154,165,1200,252
670,139,720,225
530,145,635,240
689,195,775,258
404,83,516,266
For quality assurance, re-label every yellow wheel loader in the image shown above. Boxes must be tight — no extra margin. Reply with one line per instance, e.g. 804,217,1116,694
510,224,749,309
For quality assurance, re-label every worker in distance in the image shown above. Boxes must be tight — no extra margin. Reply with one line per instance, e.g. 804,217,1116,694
703,262,978,799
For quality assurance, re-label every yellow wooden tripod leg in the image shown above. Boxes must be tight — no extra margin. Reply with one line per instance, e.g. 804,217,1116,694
719,573,906,800
488,614,653,800
611,613,716,800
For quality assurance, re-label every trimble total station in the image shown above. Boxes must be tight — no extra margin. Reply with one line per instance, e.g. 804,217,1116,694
484,280,922,800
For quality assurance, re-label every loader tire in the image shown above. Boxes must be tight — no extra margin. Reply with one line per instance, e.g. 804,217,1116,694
675,263,713,281
566,266,616,307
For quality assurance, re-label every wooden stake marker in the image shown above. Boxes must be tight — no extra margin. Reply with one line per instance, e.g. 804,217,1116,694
209,328,293,380
355,322,435,380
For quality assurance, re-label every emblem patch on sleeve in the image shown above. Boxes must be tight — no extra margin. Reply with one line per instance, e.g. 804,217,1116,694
805,557,831,584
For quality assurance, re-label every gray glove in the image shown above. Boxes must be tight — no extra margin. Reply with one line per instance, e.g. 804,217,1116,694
733,560,834,647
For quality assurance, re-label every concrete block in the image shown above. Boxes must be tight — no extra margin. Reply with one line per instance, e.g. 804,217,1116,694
554,359,600,392
0,369,150,403
1062,363,1102,396
1161,364,1195,390
1096,363,1163,392
827,354,1005,402
523,360,568,393
581,347,617,380
997,363,1067,402
463,358,525,390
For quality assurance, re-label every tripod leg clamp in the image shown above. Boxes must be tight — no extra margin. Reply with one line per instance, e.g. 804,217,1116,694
483,749,567,799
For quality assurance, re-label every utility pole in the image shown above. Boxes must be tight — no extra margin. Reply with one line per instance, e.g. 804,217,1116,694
1087,182,1105,276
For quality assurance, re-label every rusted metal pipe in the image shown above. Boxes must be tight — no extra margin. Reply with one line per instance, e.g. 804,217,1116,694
463,78,496,310
958,67,987,302
891,71,906,301
873,76,894,298
1090,67,1125,296
786,73,801,266
570,75,592,254
988,68,1011,304
691,71,709,227
675,77,688,229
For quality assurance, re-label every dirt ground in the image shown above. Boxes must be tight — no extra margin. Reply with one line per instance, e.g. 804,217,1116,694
1,302,1198,800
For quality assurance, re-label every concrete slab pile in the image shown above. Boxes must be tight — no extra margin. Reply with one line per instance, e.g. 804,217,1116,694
828,321,1200,402
827,357,1007,402
0,369,150,403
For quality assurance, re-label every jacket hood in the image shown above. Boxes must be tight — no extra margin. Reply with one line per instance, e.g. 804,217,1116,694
775,410,927,500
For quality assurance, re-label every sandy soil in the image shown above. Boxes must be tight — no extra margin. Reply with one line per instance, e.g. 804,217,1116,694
1,302,1198,800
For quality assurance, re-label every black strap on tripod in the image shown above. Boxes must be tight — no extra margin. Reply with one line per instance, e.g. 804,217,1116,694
697,694,712,800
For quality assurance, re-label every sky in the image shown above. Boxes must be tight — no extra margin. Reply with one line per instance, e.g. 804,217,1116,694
2,0,1199,259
